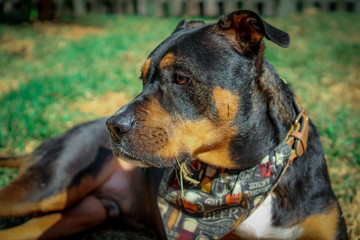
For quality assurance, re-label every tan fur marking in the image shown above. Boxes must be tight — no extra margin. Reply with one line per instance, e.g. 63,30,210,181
0,213,62,240
159,52,174,70
141,87,239,168
0,189,68,217
213,86,239,121
298,205,339,240
195,87,239,167
0,157,117,217
0,156,27,168
18,156,40,174
142,58,151,78
39,192,67,212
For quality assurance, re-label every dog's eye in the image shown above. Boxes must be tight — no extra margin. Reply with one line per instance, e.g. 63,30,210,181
174,73,190,85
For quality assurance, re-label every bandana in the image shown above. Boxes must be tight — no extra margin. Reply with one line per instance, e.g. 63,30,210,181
157,99,309,240
157,142,293,240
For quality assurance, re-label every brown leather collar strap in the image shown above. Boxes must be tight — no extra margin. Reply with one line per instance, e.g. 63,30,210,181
284,98,310,163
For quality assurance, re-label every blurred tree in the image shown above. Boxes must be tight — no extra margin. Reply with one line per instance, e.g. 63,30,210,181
37,0,56,20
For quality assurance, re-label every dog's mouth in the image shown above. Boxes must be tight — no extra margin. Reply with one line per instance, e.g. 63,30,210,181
110,138,192,169
112,146,158,168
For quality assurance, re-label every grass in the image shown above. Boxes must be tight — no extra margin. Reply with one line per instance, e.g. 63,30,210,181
0,16,181,157
0,10,359,238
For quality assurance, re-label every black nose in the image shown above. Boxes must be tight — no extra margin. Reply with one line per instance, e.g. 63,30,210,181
106,115,133,139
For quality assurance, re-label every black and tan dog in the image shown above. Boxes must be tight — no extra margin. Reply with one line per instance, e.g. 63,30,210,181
0,10,348,240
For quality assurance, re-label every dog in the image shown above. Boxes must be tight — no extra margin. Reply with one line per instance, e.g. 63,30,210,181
0,10,348,240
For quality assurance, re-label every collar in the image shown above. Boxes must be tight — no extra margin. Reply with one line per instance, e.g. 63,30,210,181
157,98,309,240
284,97,310,164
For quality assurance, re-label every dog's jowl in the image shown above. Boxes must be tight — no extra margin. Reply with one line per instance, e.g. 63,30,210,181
0,10,348,240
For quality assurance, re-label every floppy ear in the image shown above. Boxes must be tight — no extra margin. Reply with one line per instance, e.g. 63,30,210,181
173,19,206,34
217,10,290,51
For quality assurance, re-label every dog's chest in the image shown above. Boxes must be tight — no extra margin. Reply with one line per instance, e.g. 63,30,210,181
233,196,303,239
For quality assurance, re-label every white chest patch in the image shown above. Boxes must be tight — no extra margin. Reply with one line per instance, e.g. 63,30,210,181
234,195,303,239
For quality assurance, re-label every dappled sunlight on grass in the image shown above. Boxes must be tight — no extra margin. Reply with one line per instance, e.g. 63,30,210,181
72,91,132,117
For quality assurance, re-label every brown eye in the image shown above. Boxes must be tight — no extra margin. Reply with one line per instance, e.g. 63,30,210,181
174,73,190,85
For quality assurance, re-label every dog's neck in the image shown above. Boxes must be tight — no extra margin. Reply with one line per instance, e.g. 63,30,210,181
231,61,295,170
158,139,296,240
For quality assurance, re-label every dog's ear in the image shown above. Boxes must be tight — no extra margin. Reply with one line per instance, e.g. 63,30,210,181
173,19,206,34
217,10,290,51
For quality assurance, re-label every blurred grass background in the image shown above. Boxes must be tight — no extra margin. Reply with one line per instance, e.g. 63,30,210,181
0,9,359,239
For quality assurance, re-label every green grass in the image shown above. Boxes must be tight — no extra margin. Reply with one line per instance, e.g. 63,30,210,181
0,11,359,238
266,13,360,167
0,16,183,154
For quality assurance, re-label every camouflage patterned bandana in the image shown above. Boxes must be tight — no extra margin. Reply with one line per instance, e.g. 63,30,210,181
157,141,294,240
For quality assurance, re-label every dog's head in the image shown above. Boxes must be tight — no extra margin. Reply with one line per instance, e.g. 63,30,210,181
107,10,291,169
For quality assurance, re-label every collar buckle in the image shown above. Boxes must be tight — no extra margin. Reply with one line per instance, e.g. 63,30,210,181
284,100,310,162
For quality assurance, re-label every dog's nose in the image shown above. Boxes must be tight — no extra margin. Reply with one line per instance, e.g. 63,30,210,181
106,115,133,139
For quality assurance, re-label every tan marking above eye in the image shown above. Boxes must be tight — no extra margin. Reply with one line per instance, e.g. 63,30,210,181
139,87,240,169
141,58,151,80
159,52,175,70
